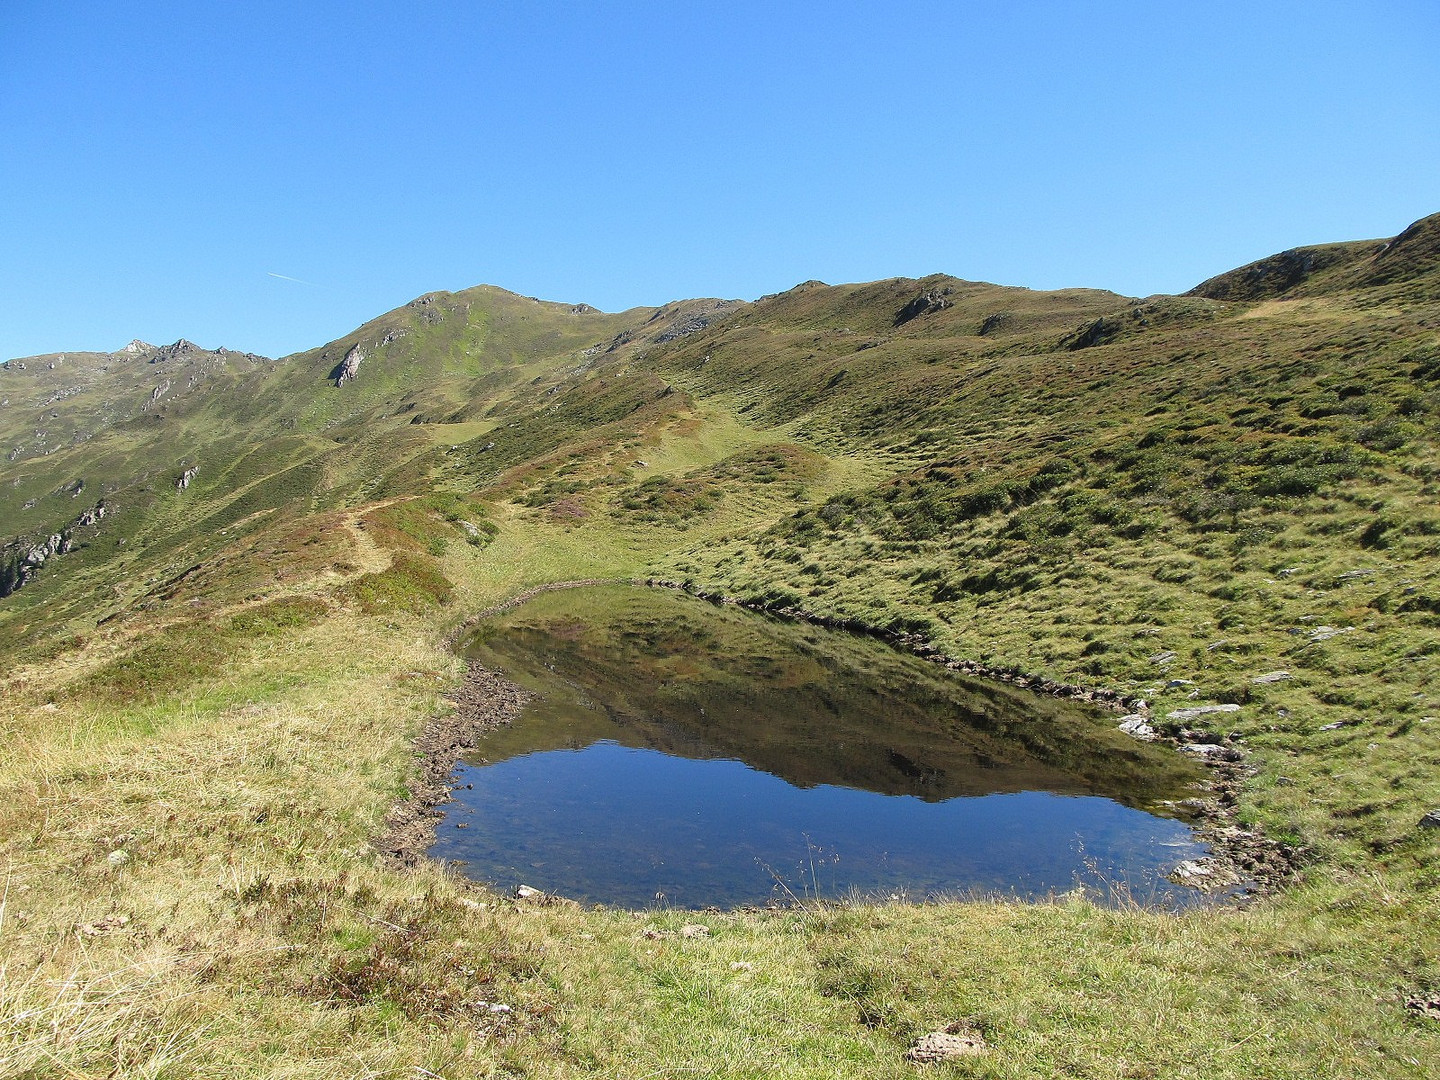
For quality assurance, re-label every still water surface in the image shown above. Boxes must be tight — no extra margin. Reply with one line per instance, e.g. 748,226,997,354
437,587,1213,908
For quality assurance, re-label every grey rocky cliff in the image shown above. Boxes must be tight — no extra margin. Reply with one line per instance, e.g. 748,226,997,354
336,344,364,387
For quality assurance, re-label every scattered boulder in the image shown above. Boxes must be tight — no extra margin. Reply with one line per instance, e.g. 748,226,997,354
1407,995,1440,1020
1306,625,1354,643
905,1025,988,1064
1253,671,1291,684
513,884,577,908
1418,809,1440,830
1169,857,1241,891
1118,715,1157,741
1165,704,1241,722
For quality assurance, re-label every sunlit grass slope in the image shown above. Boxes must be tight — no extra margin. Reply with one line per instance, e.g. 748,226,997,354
2,214,1439,1076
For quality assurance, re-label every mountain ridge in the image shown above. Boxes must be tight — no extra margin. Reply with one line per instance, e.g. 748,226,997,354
3,212,1440,1076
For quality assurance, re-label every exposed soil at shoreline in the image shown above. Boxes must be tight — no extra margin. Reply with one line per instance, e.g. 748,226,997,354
387,578,1302,899
377,664,532,869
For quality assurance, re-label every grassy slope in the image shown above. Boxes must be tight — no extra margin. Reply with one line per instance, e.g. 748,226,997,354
2,218,1440,1076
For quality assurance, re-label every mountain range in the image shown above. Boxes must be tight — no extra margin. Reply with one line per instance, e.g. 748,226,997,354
2,214,1439,1077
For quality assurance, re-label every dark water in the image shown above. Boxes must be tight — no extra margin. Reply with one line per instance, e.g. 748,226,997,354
437,586,1214,908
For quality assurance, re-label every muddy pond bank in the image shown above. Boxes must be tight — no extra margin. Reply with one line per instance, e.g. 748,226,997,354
378,666,532,869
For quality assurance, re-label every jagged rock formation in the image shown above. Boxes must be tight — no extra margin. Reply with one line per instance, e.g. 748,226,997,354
1064,315,1121,350
335,344,364,387
175,465,199,491
0,500,108,598
151,339,201,364
76,502,106,527
893,287,954,326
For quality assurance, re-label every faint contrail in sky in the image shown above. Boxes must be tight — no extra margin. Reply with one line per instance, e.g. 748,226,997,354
267,271,320,286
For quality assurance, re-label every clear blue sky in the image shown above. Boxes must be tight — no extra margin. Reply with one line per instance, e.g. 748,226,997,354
3,1,1437,360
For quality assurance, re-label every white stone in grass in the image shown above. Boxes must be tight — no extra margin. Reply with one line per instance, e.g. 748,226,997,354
106,850,129,867
1165,704,1240,721
1117,715,1157,741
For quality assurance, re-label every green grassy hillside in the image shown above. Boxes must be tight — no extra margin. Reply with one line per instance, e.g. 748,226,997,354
2,216,1439,1077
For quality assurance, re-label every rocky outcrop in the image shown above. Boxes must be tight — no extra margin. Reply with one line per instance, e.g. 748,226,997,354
24,534,64,567
977,312,1011,335
407,294,445,325
0,500,109,598
151,339,200,364
175,465,199,491
335,344,364,387
1064,316,1121,350
76,502,107,527
893,288,953,327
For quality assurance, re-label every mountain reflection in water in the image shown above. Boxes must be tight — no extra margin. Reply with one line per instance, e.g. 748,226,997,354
435,586,1213,908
